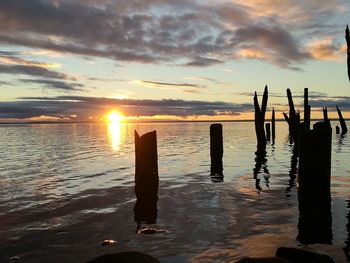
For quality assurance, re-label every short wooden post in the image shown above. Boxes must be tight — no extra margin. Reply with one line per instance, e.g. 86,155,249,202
210,124,223,177
336,125,340,134
265,123,271,141
272,108,276,141
336,105,348,134
134,130,159,226
297,121,332,244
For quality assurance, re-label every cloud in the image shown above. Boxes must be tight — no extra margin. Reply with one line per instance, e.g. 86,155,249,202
20,79,84,92
184,56,224,67
306,38,346,61
0,51,60,68
0,96,252,119
0,0,345,69
0,64,74,80
130,80,206,89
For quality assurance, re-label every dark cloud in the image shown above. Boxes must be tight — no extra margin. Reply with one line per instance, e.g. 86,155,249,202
0,0,339,69
20,79,84,92
135,80,205,89
184,56,224,67
0,64,75,80
0,96,252,119
0,81,12,86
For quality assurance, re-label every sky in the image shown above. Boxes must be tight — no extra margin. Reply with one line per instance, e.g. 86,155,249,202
0,0,350,122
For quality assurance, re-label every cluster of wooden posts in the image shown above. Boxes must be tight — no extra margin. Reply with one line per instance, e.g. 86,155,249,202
254,85,348,244
133,85,348,244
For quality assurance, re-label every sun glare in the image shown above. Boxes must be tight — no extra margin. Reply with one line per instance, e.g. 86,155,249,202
107,112,124,124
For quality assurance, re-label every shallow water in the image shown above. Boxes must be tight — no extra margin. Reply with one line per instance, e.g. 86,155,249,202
0,121,349,262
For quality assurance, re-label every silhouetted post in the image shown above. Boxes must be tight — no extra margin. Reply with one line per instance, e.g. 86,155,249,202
323,108,330,126
297,121,332,244
346,25,350,82
283,88,300,142
254,85,268,149
265,123,271,141
336,125,340,134
134,130,159,227
210,124,223,177
304,88,310,131
272,108,276,141
336,105,348,134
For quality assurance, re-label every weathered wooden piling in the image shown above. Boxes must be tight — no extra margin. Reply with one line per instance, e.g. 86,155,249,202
323,108,330,126
134,130,159,226
336,125,340,134
272,108,276,141
346,25,350,82
336,105,348,134
283,88,300,142
297,121,332,244
265,123,271,141
254,85,268,149
304,88,310,131
210,123,223,177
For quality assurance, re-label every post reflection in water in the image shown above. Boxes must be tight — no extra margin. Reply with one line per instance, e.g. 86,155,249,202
108,122,122,151
253,146,270,191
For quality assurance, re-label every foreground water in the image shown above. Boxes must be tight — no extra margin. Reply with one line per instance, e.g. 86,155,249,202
0,121,349,262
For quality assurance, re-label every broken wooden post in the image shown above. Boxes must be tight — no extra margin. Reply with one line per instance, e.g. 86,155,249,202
283,88,300,143
323,108,330,126
272,108,276,141
265,123,271,141
297,121,332,244
304,88,310,131
134,130,159,227
254,85,268,149
336,105,348,134
346,25,350,82
210,123,223,178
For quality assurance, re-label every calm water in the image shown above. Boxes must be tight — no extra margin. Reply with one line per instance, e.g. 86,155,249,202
0,121,349,262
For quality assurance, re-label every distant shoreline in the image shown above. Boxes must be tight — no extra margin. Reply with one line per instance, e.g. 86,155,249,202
0,118,348,125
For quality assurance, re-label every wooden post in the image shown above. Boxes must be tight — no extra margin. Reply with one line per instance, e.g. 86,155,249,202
134,130,159,226
346,25,350,82
265,123,271,141
283,88,300,143
272,108,276,141
210,123,223,177
304,88,310,131
297,121,332,244
323,107,330,126
336,105,348,134
254,85,268,149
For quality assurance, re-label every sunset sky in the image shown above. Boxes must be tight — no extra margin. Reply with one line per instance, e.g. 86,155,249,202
1,0,350,122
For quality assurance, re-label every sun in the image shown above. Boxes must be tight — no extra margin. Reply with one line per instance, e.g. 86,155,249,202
107,111,124,124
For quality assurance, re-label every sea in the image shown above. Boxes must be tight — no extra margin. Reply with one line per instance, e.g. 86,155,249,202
0,121,349,263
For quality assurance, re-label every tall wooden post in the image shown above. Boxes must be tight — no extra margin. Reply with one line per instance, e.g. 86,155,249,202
254,85,268,149
283,88,300,143
210,124,223,177
134,130,159,227
272,108,276,141
336,105,348,134
304,88,310,131
297,122,332,244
